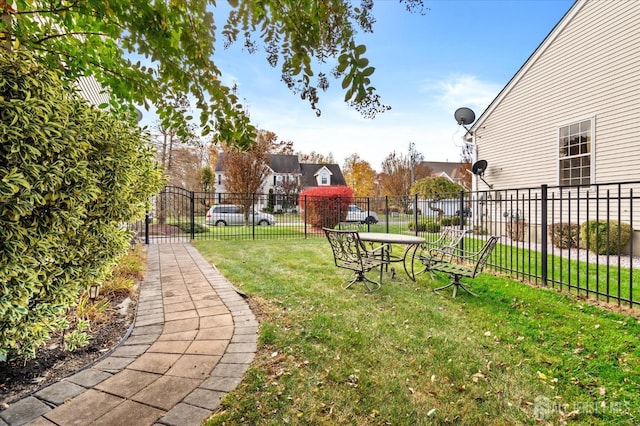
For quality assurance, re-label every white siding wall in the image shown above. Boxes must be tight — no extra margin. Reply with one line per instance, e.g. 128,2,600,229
475,0,640,190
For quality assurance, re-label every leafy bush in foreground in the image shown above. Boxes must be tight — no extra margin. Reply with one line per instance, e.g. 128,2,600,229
0,51,164,360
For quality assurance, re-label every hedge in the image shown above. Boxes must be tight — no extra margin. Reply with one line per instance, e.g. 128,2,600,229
0,51,164,360
298,186,353,229
581,220,632,255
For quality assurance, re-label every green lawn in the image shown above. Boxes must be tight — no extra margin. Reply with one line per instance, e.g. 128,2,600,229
193,239,640,425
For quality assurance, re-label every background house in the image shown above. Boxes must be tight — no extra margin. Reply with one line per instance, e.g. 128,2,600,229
419,161,469,188
467,0,639,191
214,154,347,209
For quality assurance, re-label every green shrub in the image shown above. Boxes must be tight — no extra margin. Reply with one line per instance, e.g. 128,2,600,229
175,222,207,234
298,186,353,229
548,223,580,249
580,220,632,255
441,216,467,226
409,221,441,233
0,51,164,361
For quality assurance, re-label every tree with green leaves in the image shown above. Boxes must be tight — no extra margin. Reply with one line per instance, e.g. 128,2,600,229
1,0,426,147
410,176,464,220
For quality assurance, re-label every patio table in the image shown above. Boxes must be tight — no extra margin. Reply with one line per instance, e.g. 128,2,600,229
358,232,426,281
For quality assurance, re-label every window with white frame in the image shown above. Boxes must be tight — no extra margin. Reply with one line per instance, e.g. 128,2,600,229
559,119,593,186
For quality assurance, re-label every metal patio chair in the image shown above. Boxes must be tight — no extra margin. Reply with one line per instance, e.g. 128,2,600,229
416,227,467,276
323,227,390,292
429,236,499,298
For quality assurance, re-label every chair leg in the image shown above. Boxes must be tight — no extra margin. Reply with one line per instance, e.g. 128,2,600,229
343,271,381,292
433,274,478,298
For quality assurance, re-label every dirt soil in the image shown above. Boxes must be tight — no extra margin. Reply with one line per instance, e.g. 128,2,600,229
0,293,137,407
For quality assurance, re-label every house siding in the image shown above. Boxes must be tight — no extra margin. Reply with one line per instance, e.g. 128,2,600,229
474,0,640,190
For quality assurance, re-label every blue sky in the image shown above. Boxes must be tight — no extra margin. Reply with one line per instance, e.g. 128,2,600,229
144,0,575,171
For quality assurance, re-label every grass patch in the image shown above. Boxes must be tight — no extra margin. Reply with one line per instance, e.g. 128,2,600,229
193,239,640,425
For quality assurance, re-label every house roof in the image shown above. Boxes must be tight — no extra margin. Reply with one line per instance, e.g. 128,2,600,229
215,153,301,173
419,161,466,180
300,163,346,187
215,154,346,187
468,0,582,136
268,154,300,173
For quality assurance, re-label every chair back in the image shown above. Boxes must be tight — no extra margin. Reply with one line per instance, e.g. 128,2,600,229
471,236,499,277
323,227,367,272
438,228,466,250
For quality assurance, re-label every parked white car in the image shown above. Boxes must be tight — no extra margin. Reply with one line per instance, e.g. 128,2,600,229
205,205,276,226
345,204,379,224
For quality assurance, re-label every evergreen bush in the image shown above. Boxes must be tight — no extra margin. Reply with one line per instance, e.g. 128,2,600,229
580,220,632,255
0,51,163,360
409,221,441,233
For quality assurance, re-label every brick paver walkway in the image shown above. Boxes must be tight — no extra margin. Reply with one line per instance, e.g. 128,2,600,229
0,244,257,426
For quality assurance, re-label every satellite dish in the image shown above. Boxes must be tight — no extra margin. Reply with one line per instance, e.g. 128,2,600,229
472,159,488,176
471,159,493,188
454,107,476,126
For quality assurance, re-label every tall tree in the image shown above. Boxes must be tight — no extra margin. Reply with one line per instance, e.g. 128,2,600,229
410,176,464,220
343,154,376,197
220,130,273,223
1,0,425,147
459,143,473,190
378,151,411,196
298,151,335,164
407,142,425,186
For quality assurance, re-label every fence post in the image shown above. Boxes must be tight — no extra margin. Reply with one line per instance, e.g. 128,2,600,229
413,194,418,235
190,191,195,241
385,196,389,233
252,193,256,240
541,184,548,285
304,195,308,238
145,211,150,244
459,190,465,252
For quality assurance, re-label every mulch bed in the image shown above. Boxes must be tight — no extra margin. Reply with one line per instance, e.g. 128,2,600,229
0,294,137,407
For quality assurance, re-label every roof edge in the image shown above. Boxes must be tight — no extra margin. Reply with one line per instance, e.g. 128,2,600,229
470,0,585,133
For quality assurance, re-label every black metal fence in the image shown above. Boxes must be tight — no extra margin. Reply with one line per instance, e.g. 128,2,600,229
132,181,640,307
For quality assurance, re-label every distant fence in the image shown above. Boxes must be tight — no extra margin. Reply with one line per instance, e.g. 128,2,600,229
132,181,640,307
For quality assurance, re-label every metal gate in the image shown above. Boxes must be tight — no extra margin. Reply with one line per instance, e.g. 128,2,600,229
141,186,211,244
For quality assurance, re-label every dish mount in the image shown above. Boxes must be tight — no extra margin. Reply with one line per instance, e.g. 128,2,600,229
454,107,476,134
471,159,493,189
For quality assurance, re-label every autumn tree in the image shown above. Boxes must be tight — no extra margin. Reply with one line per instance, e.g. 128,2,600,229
1,0,426,147
459,143,473,190
378,151,411,196
407,142,425,186
220,130,273,224
298,151,336,164
410,176,464,220
166,147,202,190
343,154,376,197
